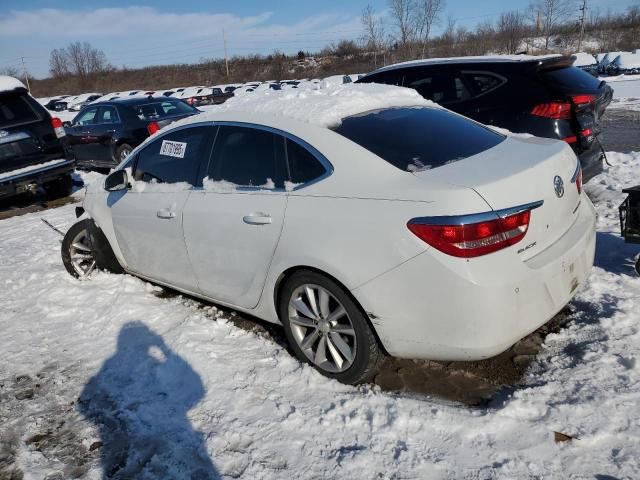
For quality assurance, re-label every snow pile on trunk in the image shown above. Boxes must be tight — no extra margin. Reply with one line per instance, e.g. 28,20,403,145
202,83,434,128
0,75,26,93
1,156,640,478
572,52,597,67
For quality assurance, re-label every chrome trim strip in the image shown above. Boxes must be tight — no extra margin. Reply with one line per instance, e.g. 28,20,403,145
570,161,581,183
408,200,544,226
0,159,74,183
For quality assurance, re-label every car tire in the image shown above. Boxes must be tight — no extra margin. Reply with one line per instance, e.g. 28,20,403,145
278,270,384,384
61,219,124,278
44,173,72,200
115,144,133,164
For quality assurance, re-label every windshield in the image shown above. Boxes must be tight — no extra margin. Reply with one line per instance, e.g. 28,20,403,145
133,100,197,120
333,107,505,172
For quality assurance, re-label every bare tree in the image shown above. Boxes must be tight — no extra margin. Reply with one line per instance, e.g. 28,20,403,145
388,0,416,45
415,0,446,57
0,66,20,77
529,0,573,51
498,11,526,54
66,41,109,79
49,48,70,78
361,4,386,67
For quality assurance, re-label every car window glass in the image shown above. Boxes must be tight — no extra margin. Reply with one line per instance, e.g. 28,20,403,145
286,139,326,184
98,106,119,124
74,108,98,126
133,126,211,185
134,101,196,120
333,107,505,172
0,94,39,128
406,74,471,105
465,73,504,95
207,125,286,189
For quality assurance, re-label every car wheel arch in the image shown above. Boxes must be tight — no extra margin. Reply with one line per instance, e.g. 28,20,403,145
272,265,389,355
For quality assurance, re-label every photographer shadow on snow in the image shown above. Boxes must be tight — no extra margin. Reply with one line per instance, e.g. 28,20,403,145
77,321,219,479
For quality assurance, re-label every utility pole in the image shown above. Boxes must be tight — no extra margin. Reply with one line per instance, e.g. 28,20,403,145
223,28,229,79
577,0,587,52
21,56,30,92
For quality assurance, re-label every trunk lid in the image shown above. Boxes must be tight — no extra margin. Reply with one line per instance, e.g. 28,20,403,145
414,136,582,260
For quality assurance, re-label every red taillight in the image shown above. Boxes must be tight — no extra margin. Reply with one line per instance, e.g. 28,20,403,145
531,102,572,119
51,117,65,138
186,97,194,105
147,122,160,135
571,94,597,105
563,135,578,144
407,210,533,258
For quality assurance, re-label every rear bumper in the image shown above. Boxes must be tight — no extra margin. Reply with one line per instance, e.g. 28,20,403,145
76,158,117,170
577,144,604,183
0,159,75,199
352,196,597,361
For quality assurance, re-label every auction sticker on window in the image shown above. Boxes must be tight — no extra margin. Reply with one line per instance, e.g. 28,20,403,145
160,140,187,158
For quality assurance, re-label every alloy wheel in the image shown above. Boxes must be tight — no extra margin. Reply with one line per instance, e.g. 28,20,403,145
288,284,357,373
69,228,96,278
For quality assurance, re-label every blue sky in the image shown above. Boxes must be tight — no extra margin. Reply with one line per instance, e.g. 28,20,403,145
0,0,635,78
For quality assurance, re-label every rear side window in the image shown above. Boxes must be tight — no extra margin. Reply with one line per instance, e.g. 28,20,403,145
404,73,472,105
207,126,286,188
0,93,40,128
357,70,404,86
333,107,505,172
134,101,197,120
286,139,326,184
540,67,602,91
97,106,119,124
134,126,211,185
463,72,506,95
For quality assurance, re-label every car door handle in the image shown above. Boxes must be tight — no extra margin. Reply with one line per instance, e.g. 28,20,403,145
243,213,272,225
157,208,176,219
106,129,116,133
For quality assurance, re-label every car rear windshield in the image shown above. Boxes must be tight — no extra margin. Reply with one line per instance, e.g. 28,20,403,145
540,67,602,91
133,100,196,120
0,93,40,128
332,107,505,172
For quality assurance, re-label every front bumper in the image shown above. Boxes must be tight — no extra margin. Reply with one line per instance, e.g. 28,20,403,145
0,159,76,199
352,196,597,361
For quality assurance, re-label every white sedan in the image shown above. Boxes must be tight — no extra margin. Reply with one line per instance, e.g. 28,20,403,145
62,85,596,384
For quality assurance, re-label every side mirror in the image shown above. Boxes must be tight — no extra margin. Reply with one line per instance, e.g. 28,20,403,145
104,170,129,192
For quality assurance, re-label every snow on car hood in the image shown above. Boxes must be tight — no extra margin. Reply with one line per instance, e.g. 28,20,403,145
182,83,435,129
0,75,26,93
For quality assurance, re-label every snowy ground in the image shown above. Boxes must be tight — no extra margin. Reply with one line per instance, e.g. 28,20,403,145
0,149,639,479
604,74,640,111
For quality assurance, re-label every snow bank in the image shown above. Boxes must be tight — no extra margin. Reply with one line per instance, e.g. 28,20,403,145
186,83,433,129
613,52,640,69
0,75,26,93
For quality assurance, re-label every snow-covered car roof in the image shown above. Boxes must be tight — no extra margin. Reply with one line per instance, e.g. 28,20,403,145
0,76,27,94
370,54,563,74
572,52,597,67
173,83,434,130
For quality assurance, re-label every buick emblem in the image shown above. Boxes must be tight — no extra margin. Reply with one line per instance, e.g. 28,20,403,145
554,175,565,198
0,130,8,138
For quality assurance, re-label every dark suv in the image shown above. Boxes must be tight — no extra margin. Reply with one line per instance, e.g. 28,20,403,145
0,77,74,200
357,55,613,182
65,96,199,170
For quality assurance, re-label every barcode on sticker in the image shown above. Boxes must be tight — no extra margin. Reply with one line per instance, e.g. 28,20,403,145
160,140,187,158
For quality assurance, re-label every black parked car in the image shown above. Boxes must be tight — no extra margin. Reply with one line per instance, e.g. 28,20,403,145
64,97,200,170
0,77,74,200
357,55,613,182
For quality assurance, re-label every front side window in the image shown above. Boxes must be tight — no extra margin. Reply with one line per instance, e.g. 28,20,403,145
74,107,98,126
133,126,211,185
206,126,286,189
333,107,505,172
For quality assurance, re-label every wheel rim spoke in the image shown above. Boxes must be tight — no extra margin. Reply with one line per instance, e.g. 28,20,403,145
290,298,316,321
326,336,344,370
289,315,316,329
329,332,353,363
72,242,91,252
325,305,346,325
318,288,331,318
331,325,355,336
305,286,320,318
300,329,320,350
314,335,327,365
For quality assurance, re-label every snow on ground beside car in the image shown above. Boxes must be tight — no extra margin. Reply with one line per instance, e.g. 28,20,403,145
602,75,640,110
1,155,639,479
188,83,434,129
